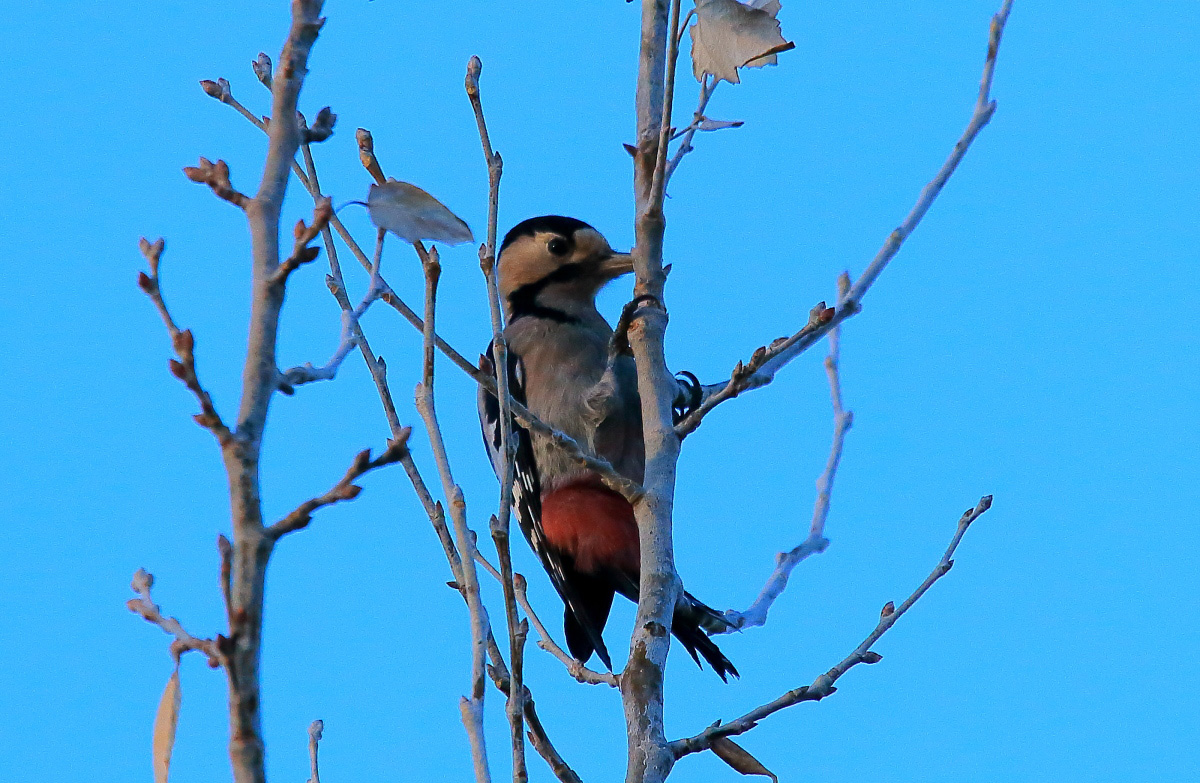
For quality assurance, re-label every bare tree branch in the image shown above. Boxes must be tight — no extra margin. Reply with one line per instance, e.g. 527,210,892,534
265,438,408,541
280,229,386,387
219,4,326,781
465,55,529,783
137,238,234,446
720,274,852,632
306,719,324,783
127,568,222,667
675,302,835,438
670,496,994,759
513,575,620,688
523,697,584,783
182,157,249,207
413,243,493,783
682,0,1014,432
623,2,683,781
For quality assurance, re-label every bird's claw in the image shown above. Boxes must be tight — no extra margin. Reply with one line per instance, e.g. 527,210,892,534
610,294,664,358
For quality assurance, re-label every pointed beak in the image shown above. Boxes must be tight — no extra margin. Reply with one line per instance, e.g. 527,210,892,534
597,251,635,280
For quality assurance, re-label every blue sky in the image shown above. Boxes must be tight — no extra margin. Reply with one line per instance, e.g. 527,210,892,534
2,1,1197,782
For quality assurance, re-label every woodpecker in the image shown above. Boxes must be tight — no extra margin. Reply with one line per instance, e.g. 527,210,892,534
479,215,737,680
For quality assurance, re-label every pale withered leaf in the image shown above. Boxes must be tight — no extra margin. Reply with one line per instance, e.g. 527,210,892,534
690,0,794,84
697,118,745,131
152,669,182,783
366,179,474,246
712,737,779,782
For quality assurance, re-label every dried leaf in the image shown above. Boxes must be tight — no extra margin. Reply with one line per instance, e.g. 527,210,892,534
153,669,182,783
366,180,473,246
697,118,745,131
712,737,778,782
690,0,793,84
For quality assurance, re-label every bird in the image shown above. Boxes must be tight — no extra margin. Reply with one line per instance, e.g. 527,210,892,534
478,215,737,680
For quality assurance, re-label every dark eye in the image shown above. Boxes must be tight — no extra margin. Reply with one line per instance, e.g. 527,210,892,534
547,237,569,256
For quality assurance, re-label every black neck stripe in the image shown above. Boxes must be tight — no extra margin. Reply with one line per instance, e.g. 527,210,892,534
508,263,587,324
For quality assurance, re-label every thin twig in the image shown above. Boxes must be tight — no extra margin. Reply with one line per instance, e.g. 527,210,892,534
280,229,386,387
413,243,493,783
466,55,526,783
271,195,332,285
670,495,994,759
127,568,222,667
266,437,409,541
182,157,249,207
681,0,1015,433
522,694,584,783
513,575,620,688
137,238,233,445
306,720,324,783
720,273,853,631
664,75,718,184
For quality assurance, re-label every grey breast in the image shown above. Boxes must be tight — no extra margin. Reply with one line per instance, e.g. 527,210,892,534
506,316,645,493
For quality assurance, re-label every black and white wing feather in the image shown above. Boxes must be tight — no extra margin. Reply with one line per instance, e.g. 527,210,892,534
477,346,613,669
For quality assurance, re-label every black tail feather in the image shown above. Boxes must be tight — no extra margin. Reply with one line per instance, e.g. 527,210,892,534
671,612,739,682
563,573,616,670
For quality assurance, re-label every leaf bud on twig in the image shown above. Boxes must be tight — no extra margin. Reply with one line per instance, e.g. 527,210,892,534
252,53,272,88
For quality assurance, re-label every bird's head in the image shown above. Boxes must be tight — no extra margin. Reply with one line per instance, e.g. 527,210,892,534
497,216,634,323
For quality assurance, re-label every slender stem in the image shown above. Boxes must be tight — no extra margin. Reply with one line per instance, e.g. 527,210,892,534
466,55,527,783
719,275,852,631
679,0,1015,434
513,575,620,688
670,497,993,759
664,76,717,183
413,244,493,783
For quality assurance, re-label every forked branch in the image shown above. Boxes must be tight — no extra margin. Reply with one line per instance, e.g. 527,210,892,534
127,568,222,667
721,273,852,631
683,0,1015,431
671,496,994,759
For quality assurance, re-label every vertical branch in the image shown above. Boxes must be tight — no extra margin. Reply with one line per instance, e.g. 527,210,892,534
720,275,853,631
219,3,325,783
413,243,493,783
625,2,681,783
465,56,527,783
